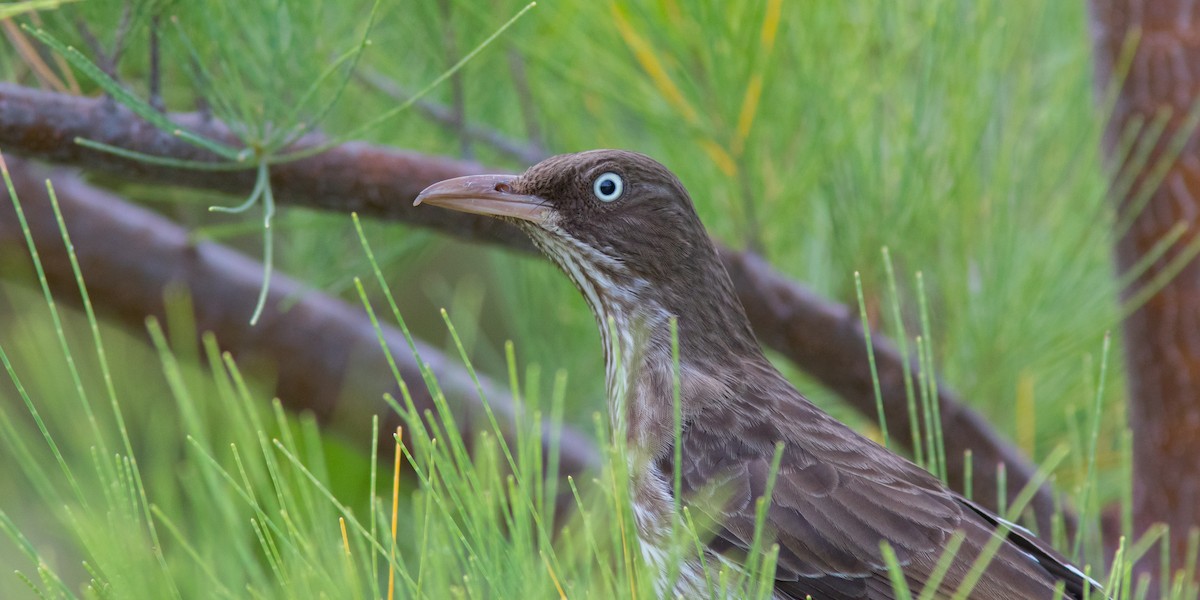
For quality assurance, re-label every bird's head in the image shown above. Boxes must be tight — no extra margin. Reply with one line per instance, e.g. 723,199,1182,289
416,149,758,363
415,150,712,289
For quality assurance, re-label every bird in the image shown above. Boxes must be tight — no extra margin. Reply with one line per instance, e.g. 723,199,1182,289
415,149,1101,599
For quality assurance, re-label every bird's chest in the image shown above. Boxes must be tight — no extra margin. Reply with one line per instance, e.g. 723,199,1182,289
630,466,777,600
627,464,701,595
629,462,673,539
598,311,678,449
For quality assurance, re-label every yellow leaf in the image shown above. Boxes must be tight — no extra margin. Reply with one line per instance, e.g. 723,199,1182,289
700,139,738,178
610,2,700,125
734,74,764,155
1016,371,1036,458
733,0,783,154
760,0,783,51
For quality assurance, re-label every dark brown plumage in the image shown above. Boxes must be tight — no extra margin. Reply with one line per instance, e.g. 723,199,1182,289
416,149,1100,599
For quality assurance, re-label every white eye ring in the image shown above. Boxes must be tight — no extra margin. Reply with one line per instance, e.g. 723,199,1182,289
592,172,623,202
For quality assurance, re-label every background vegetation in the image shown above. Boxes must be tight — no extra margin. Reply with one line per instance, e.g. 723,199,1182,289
0,0,1166,598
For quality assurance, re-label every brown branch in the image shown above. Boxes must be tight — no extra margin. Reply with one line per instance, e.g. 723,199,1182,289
0,82,1070,533
0,156,599,481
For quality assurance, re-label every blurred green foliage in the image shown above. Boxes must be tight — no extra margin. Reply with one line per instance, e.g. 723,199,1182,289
0,0,1144,598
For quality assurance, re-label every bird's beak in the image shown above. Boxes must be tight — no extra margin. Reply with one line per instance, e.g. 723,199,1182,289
414,174,549,224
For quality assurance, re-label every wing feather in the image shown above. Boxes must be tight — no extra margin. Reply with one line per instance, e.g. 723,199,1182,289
663,360,1090,599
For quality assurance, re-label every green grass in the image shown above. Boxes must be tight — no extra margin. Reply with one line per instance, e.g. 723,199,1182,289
0,162,1192,599
3,0,1200,598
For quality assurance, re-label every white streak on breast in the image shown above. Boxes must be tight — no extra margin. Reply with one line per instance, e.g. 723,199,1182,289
528,225,665,442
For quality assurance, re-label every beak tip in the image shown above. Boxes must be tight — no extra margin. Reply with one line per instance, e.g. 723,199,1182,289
413,185,436,207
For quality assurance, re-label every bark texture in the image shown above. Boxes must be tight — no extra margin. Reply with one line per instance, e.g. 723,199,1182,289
1091,0,1200,574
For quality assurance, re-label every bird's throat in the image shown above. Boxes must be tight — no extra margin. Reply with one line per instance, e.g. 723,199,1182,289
598,303,662,444
527,228,672,447
525,225,755,455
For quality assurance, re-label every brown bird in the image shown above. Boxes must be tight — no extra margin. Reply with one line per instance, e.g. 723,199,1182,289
416,150,1100,599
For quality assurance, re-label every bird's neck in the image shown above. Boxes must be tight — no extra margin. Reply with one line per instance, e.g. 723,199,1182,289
594,291,669,446
584,264,763,458
527,226,762,455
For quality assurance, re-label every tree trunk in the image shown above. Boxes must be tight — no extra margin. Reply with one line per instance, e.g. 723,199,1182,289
1090,0,1200,578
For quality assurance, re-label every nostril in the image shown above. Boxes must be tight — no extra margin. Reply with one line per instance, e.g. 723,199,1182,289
494,182,512,193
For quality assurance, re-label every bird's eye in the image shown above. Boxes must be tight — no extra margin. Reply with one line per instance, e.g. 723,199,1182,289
592,172,623,202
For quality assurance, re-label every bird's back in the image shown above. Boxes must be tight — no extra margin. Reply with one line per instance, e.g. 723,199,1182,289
664,357,1093,600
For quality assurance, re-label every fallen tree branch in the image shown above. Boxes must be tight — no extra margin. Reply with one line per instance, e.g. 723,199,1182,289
0,82,1071,533
0,156,600,480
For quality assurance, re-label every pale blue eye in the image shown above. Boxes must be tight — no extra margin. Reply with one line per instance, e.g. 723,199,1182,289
593,172,623,202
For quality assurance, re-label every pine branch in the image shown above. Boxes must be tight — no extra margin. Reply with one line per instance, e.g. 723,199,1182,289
0,82,1071,533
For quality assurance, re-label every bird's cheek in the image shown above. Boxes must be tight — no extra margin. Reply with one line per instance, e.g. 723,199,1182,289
539,212,568,234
